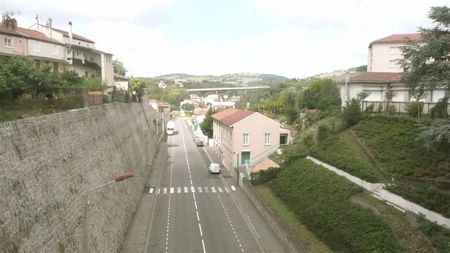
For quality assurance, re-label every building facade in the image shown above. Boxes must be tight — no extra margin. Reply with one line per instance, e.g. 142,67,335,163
212,109,281,172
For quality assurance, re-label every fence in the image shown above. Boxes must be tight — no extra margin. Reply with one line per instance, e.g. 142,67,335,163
362,100,450,116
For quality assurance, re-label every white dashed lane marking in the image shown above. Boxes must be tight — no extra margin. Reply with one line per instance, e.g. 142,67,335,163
150,185,237,194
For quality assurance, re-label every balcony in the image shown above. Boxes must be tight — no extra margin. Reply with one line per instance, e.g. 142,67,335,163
71,58,101,70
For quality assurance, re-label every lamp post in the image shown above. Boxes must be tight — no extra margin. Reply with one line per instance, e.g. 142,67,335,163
83,172,134,253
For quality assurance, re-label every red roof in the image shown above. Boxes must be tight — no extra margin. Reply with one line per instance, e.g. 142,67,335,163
349,72,402,84
16,27,63,45
212,108,254,126
370,33,422,46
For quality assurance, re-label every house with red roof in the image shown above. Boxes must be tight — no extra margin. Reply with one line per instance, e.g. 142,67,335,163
0,17,66,72
341,33,448,113
212,108,282,173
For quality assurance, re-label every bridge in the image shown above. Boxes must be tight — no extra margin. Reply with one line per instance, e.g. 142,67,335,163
186,86,270,93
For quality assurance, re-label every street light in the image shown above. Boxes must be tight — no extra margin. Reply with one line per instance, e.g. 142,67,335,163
83,172,134,253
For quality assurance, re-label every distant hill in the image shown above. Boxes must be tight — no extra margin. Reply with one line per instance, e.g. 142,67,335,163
299,65,367,83
155,73,289,86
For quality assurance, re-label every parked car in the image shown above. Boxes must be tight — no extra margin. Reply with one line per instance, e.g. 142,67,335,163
208,163,220,174
195,139,204,147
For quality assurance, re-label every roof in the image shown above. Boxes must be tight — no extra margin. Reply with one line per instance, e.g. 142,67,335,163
252,158,280,173
0,25,64,45
370,33,422,46
212,108,254,126
348,72,402,84
194,108,208,115
51,27,95,43
16,27,63,45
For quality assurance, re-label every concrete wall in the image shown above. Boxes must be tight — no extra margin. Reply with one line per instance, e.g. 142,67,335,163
0,102,165,253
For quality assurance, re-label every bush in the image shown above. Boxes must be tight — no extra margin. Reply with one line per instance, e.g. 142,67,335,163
405,101,424,118
342,98,362,128
270,159,402,253
251,167,282,185
430,97,449,119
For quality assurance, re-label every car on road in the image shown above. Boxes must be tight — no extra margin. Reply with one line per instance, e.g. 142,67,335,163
195,139,204,147
208,163,221,174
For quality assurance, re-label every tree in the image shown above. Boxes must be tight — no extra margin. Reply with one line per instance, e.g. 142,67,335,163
300,78,341,111
401,6,450,151
181,103,194,112
130,78,146,102
200,108,214,138
401,6,450,112
113,59,127,76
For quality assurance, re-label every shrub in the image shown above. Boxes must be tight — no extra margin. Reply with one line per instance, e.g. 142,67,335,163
342,98,362,128
405,101,424,118
430,97,449,119
251,167,282,185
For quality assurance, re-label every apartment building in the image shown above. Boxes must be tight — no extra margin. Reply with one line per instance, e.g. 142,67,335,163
30,21,114,86
341,33,448,111
0,17,65,72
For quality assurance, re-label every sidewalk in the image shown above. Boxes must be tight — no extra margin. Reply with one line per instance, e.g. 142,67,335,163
120,143,168,253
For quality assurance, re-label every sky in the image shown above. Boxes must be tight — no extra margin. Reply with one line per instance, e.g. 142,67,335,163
1,0,448,78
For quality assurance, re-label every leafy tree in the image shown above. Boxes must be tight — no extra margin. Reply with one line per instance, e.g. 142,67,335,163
181,103,194,111
200,108,214,138
130,78,146,102
401,6,450,150
401,6,450,113
300,78,341,111
113,59,127,76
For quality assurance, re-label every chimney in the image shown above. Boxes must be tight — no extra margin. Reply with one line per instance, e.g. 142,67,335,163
48,18,52,39
68,21,73,41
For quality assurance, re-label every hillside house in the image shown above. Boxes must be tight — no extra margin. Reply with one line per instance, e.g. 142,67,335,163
212,108,283,172
341,33,449,113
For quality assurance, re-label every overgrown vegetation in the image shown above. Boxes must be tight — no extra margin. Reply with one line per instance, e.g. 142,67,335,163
416,216,450,252
269,159,402,253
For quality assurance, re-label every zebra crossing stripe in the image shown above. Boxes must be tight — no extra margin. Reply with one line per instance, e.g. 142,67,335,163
148,186,236,194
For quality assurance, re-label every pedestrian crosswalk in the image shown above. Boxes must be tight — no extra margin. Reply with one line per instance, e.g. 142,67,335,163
148,185,237,194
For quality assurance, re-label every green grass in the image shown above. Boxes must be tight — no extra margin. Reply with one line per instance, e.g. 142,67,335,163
269,158,403,253
255,185,332,253
312,130,384,182
354,116,450,178
416,216,450,252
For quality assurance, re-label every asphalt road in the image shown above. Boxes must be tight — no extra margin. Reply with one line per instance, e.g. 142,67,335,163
144,118,286,253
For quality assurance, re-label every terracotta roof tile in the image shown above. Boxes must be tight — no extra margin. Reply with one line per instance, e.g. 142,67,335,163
212,108,254,126
349,72,402,84
370,33,422,46
16,27,63,45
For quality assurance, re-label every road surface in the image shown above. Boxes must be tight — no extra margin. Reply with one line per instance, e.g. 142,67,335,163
143,118,286,253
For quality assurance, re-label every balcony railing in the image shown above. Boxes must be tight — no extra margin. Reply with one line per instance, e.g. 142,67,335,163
71,58,101,70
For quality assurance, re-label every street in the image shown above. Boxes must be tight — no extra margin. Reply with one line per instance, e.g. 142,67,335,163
144,118,286,253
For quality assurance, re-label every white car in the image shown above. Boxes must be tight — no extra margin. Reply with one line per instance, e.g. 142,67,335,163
208,163,221,174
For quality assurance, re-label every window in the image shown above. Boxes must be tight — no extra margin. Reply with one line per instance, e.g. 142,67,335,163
264,133,271,145
4,36,12,47
389,46,401,55
52,45,59,55
243,133,249,145
389,60,398,68
33,41,41,52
